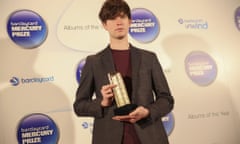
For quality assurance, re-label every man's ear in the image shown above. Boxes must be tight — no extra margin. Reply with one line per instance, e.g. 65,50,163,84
102,22,108,30
128,19,132,26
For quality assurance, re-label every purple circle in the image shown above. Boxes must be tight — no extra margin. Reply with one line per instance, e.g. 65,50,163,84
17,113,59,144
7,10,47,49
76,59,86,84
129,8,160,43
234,6,240,31
185,51,217,86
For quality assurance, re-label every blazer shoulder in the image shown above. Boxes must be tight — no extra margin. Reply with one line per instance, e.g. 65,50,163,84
86,47,108,61
132,46,157,58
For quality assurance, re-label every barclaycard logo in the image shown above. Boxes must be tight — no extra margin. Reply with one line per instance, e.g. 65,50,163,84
82,121,93,133
17,113,59,144
82,122,90,129
10,76,54,86
10,77,20,86
178,18,208,30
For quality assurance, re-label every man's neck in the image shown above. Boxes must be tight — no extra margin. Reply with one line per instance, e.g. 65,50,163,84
109,38,130,50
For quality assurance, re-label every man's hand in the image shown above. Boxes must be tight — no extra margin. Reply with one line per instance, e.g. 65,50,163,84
112,106,150,123
100,84,116,107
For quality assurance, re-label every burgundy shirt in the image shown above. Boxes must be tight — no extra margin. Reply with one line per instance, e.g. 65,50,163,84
111,49,141,144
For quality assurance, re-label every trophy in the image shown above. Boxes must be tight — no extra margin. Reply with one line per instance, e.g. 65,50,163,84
108,72,137,115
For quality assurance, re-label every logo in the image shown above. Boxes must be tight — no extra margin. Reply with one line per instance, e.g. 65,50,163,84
82,122,93,129
185,51,217,86
234,6,240,31
10,77,20,86
10,76,54,86
17,113,59,144
178,18,208,30
82,121,93,133
129,8,160,43
76,59,86,84
82,122,89,129
162,112,175,136
7,9,48,49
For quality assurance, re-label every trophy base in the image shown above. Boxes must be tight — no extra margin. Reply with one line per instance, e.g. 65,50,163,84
114,104,138,116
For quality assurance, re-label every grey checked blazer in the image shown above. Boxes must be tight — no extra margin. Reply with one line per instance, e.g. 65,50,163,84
74,44,174,144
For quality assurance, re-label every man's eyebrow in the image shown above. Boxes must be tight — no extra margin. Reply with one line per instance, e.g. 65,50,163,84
115,12,127,17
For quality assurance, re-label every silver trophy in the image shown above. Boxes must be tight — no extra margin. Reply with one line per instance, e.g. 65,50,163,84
108,72,137,115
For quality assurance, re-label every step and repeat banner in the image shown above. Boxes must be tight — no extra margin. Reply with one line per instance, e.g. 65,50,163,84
1,0,240,144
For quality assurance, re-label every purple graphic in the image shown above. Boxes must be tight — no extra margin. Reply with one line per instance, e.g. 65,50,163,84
76,58,86,84
185,51,217,86
162,112,175,136
7,10,47,49
17,113,59,144
235,6,240,31
129,8,160,43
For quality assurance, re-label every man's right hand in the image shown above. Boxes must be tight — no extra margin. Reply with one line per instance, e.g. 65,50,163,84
100,84,116,107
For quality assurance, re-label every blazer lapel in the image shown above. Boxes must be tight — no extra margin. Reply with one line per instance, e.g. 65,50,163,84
130,46,141,102
101,47,116,74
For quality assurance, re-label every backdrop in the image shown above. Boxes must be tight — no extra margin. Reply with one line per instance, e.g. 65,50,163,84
1,0,240,144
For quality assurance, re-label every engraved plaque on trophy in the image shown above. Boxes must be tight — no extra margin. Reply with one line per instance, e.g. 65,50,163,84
108,72,137,115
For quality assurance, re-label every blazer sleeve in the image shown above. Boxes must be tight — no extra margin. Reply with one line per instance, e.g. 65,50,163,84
146,53,174,121
73,56,103,118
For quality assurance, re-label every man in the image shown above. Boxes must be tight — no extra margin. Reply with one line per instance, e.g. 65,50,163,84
73,0,174,143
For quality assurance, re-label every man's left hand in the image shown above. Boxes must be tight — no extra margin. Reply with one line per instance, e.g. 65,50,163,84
112,106,149,123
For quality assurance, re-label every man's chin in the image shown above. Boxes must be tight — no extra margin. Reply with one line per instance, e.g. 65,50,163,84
116,36,125,40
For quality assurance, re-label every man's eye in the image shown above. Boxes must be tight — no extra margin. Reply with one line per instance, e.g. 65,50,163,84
120,15,127,19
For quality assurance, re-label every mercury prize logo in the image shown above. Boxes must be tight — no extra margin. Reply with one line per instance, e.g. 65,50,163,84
129,8,160,43
185,51,217,86
7,9,48,49
17,113,59,144
9,76,54,86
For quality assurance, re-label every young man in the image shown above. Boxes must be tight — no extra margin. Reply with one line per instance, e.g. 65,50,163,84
73,0,174,144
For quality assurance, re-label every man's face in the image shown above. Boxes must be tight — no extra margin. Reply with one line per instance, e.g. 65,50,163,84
103,12,131,40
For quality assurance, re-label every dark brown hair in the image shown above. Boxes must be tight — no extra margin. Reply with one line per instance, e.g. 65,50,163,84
98,0,131,23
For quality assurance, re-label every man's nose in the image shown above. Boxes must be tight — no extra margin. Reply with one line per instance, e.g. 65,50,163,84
115,17,123,25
